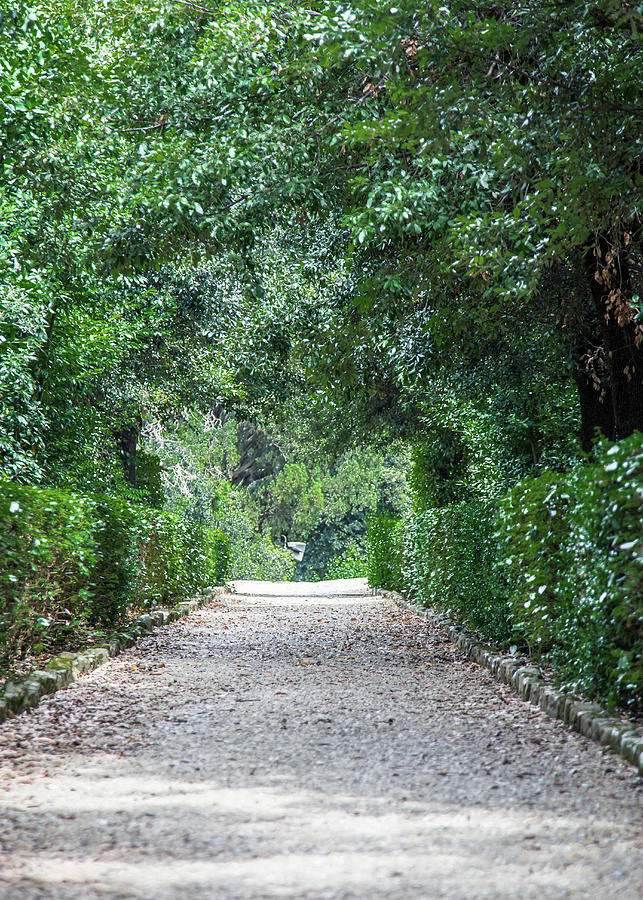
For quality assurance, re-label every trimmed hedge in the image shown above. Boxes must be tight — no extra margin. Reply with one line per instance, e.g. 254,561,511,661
366,512,404,590
219,504,296,582
398,433,643,712
405,500,514,645
0,481,231,666
498,433,642,711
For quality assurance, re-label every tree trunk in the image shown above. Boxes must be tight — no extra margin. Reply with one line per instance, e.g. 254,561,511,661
231,423,282,487
584,233,643,442
574,360,615,452
117,422,140,488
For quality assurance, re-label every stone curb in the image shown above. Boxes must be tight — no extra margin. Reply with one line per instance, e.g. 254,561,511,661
381,590,643,777
0,586,227,726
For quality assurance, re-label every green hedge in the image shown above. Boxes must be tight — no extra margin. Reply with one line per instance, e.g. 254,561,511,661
497,433,642,711
402,434,643,712
366,512,404,590
405,500,514,645
326,543,368,580
0,481,231,666
219,505,296,582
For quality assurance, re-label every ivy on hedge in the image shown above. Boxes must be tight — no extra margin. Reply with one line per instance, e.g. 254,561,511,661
0,481,232,665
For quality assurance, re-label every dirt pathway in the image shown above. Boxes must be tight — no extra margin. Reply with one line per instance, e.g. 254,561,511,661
0,580,641,899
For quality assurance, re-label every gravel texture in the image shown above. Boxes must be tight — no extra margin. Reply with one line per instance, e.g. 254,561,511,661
0,589,226,724
0,579,641,899
384,591,643,773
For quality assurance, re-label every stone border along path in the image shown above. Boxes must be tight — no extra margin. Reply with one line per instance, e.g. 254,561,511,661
383,590,643,775
0,586,227,723
3,582,642,777
0,578,642,900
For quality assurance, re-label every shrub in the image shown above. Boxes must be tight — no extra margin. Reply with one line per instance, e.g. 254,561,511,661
405,500,514,645
366,512,404,590
89,494,139,625
403,433,642,711
218,500,295,582
210,528,232,585
497,433,643,711
0,480,233,667
326,543,367,579
232,531,295,582
0,485,98,660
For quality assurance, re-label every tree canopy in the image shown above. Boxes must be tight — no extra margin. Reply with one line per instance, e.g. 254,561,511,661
1,1,641,695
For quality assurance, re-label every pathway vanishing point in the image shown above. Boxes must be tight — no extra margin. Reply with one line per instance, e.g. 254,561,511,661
0,579,641,899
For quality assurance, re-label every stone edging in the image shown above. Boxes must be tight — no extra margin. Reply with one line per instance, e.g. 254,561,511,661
382,590,643,776
0,586,227,725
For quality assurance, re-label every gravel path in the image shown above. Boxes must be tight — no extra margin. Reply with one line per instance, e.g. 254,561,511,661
0,579,641,899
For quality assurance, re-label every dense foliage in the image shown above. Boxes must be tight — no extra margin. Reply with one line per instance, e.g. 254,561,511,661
390,435,643,711
499,434,643,708
1,1,641,707
405,502,514,645
366,513,404,592
0,480,231,666
325,543,368,580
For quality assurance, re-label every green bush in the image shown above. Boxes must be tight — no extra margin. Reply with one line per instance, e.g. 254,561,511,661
326,543,367,579
0,480,232,667
403,433,642,711
89,494,139,625
232,530,295,582
405,500,514,645
218,499,295,582
0,485,98,660
210,529,232,585
498,433,643,711
366,512,404,590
